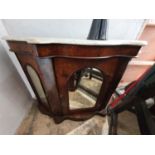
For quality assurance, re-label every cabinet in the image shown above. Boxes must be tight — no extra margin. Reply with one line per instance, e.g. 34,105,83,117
5,37,146,123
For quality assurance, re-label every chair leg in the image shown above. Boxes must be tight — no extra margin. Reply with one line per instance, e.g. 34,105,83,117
135,99,155,135
108,112,118,135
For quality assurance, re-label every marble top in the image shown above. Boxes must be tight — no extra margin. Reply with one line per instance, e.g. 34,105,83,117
3,36,147,46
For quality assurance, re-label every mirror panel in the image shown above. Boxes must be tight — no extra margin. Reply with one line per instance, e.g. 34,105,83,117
26,65,48,104
68,68,103,110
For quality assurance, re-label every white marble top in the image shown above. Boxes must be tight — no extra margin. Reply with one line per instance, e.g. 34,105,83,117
3,36,147,46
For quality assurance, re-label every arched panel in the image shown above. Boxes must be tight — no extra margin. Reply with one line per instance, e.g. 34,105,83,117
26,65,48,105
68,67,104,110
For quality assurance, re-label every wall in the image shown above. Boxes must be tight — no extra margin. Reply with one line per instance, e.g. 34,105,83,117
2,19,92,38
0,20,32,134
2,19,144,39
138,24,155,60
107,19,144,39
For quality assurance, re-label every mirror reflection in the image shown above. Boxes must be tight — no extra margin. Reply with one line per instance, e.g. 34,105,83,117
68,68,103,110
